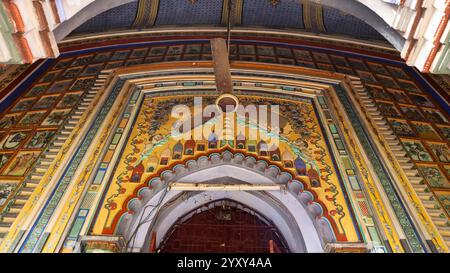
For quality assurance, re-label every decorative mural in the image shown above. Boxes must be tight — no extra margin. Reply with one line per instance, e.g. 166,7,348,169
0,31,448,253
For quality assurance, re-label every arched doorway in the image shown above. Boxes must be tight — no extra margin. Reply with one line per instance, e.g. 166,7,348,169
158,200,289,253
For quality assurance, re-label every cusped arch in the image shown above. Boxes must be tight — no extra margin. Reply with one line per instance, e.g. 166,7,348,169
110,150,339,253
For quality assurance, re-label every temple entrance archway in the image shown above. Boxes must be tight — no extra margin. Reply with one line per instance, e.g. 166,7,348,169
117,153,339,253
158,199,289,253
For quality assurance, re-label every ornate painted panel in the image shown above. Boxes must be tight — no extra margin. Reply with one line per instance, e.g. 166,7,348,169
0,33,448,253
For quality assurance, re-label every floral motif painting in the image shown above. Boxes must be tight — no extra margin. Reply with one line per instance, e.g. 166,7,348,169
0,183,16,206
400,106,424,121
436,193,450,216
437,126,450,141
388,90,410,104
409,94,434,108
46,81,71,94
377,102,401,118
18,112,46,127
26,85,49,98
0,153,11,170
422,108,448,124
26,131,56,149
58,93,82,108
33,96,60,110
426,142,450,163
411,122,441,141
401,140,433,162
42,110,71,126
417,165,450,188
0,114,20,129
12,99,36,112
388,119,416,137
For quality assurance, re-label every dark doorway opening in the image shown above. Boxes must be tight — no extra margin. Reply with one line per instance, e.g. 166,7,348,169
158,200,289,253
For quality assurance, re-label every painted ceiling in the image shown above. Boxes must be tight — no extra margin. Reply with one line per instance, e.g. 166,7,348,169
72,0,386,42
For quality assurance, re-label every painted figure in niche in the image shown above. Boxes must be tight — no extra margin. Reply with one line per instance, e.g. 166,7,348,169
377,103,400,118
247,140,257,153
184,138,196,155
146,156,159,173
19,112,45,127
308,164,321,188
26,131,55,149
0,184,15,206
258,140,269,157
33,96,59,110
294,156,307,176
401,140,433,162
42,110,70,126
269,144,281,161
423,109,448,124
0,154,11,169
412,123,440,140
0,115,19,129
282,150,294,168
172,141,183,160
1,132,27,150
388,119,415,137
417,165,450,188
196,139,207,152
426,143,450,163
400,107,424,121
236,132,246,149
208,130,218,149
3,152,39,176
130,162,145,182
160,148,171,165
12,99,35,112
409,94,434,107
